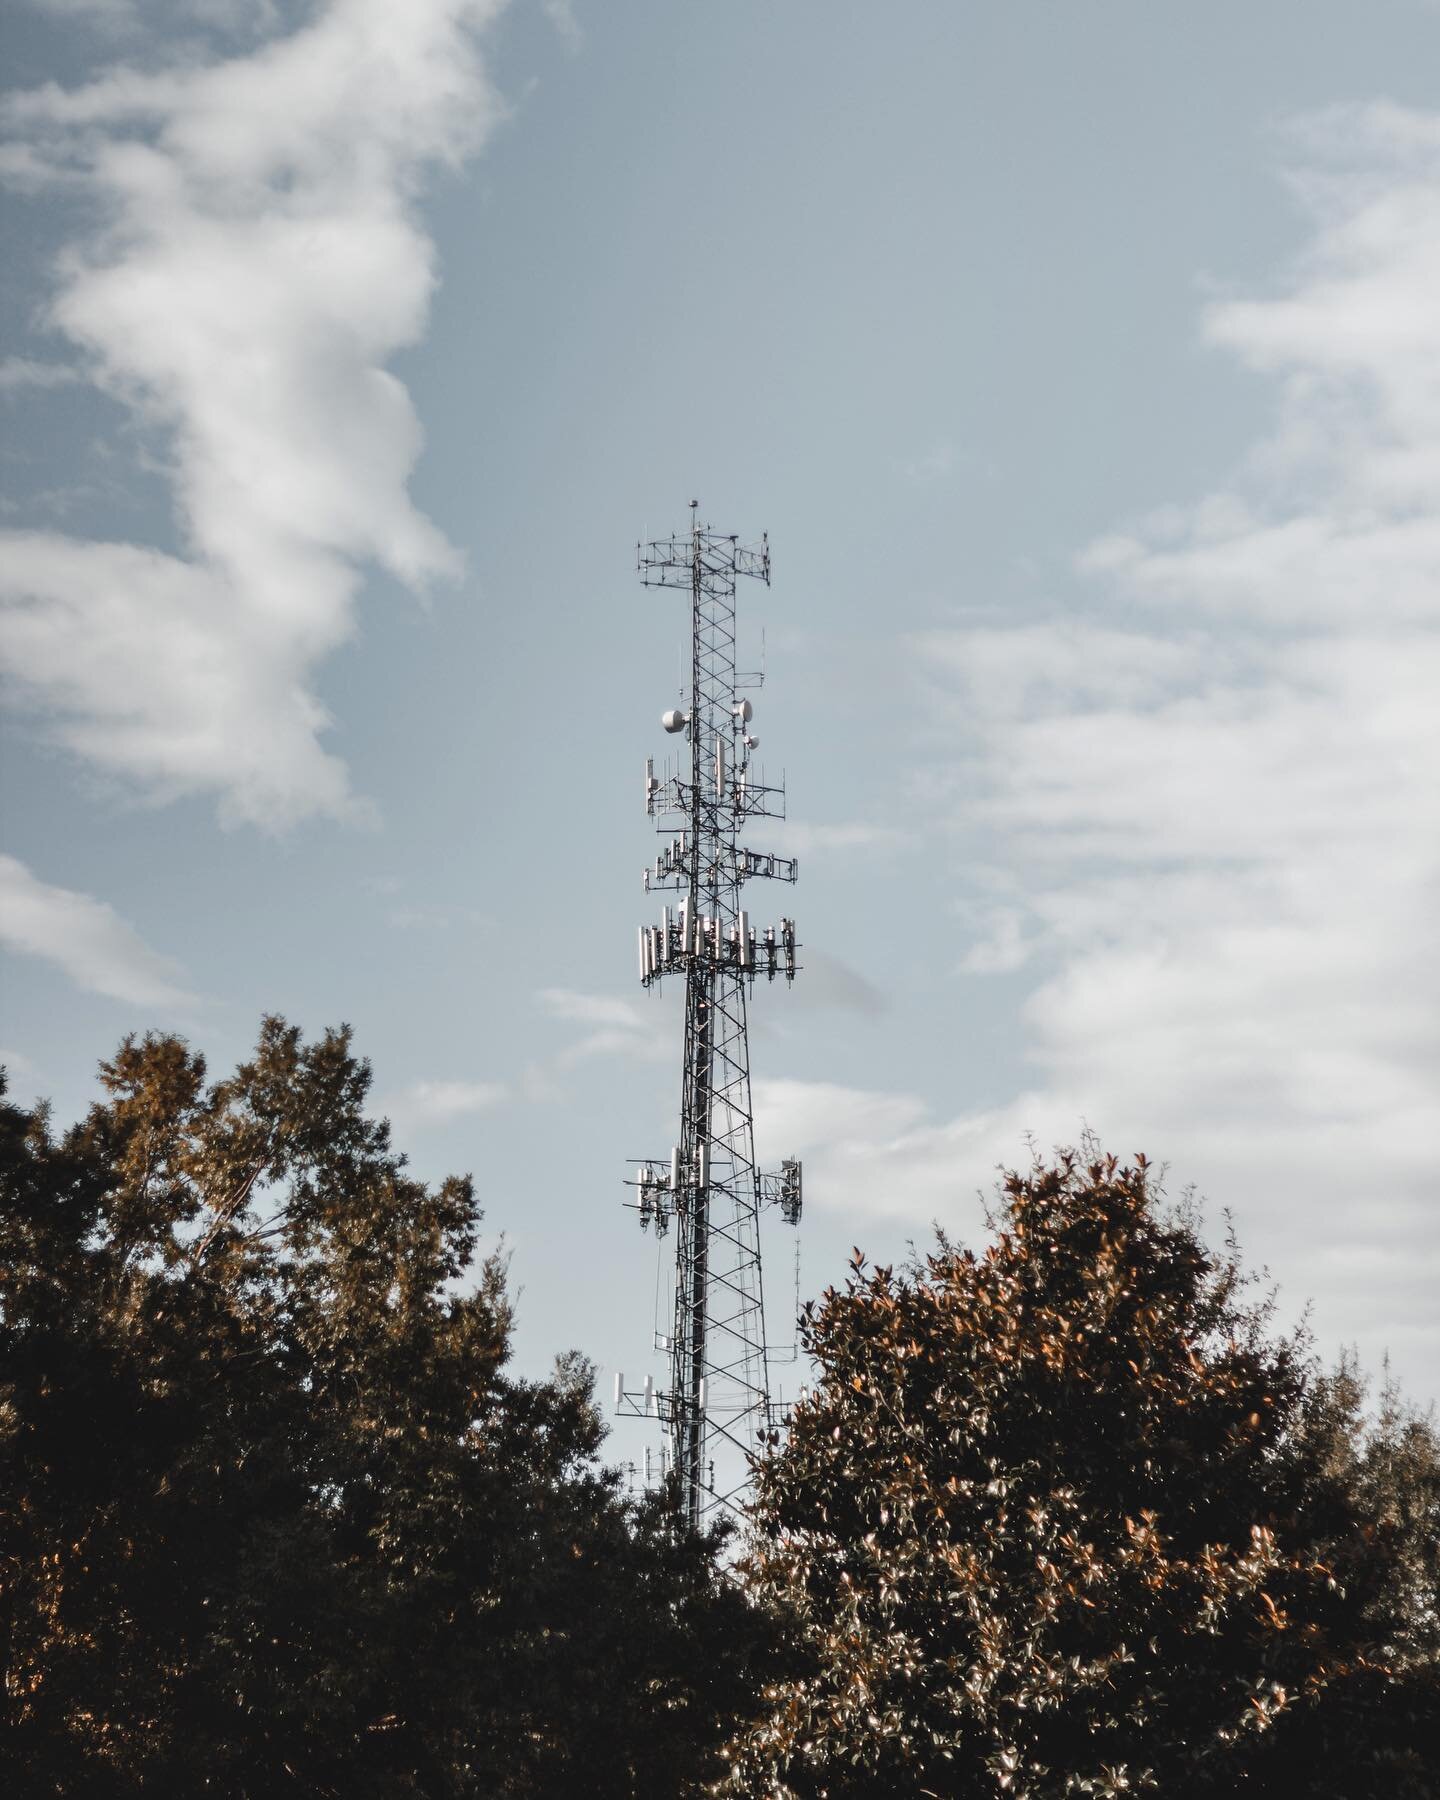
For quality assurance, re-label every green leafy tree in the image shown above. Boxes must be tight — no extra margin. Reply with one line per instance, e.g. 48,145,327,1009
723,1151,1440,1798
1,1020,770,1798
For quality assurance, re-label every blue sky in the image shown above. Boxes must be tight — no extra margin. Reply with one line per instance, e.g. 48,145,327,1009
2,0,1438,1429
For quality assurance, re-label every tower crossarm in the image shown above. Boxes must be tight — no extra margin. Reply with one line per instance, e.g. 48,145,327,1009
639,525,770,590
638,842,796,893
643,753,787,825
734,847,798,885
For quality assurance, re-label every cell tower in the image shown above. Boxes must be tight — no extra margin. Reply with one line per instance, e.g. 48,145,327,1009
615,503,802,1529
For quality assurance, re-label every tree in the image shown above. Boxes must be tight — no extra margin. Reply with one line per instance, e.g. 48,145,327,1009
723,1151,1440,1798
1,1019,770,1798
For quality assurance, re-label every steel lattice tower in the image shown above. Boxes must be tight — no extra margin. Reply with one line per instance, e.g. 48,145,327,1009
616,504,802,1528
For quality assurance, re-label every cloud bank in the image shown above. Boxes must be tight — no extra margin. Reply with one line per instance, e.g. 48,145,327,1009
766,103,1440,1394
0,0,506,828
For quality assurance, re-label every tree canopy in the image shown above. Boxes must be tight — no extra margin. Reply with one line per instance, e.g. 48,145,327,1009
7,1031,1437,1797
723,1151,1440,1798
1,1019,769,1798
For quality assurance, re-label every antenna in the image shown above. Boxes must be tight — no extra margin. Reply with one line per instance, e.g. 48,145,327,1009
618,504,803,1528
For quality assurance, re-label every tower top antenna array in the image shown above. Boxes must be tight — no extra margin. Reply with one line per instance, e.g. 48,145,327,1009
616,506,802,1527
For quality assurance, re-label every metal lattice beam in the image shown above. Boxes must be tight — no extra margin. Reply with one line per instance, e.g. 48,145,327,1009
619,504,802,1528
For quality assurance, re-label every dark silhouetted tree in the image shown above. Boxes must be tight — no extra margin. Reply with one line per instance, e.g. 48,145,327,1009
1,1020,771,1798
723,1151,1440,1798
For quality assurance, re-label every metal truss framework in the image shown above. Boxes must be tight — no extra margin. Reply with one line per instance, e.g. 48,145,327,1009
617,505,802,1529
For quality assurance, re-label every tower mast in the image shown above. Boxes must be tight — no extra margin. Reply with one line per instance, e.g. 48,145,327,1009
617,505,802,1527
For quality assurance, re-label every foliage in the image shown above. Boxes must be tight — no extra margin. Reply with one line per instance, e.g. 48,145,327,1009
0,1020,769,1798
723,1151,1440,1798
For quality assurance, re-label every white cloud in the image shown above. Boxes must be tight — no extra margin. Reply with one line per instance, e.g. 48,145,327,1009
386,986,667,1128
16,0,136,22
536,986,668,1067
386,1077,509,1129
385,902,493,931
779,820,914,857
540,0,582,51
0,852,196,1007
955,907,1029,976
0,0,506,829
901,441,955,483
0,357,83,392
538,988,646,1031
755,1076,1058,1226
805,104,1440,1396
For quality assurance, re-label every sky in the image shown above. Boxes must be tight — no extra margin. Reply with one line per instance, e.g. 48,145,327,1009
2,0,1437,1443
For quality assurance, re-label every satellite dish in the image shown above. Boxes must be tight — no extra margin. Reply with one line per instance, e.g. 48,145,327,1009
745,735,759,750
661,709,688,734
733,699,753,723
